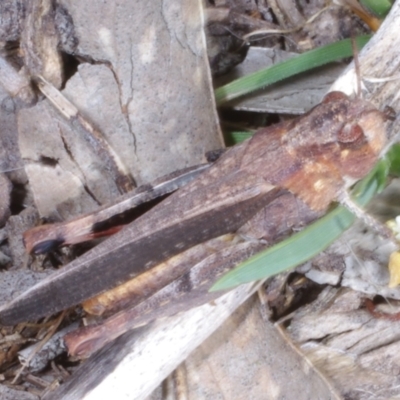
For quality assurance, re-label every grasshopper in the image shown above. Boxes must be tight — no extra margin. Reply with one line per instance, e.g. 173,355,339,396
0,90,391,339
0,80,394,355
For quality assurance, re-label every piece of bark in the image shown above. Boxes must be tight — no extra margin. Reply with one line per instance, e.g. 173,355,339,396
18,0,223,218
0,0,25,42
5,207,39,269
0,384,38,400
0,251,11,267
55,0,223,184
270,1,365,52
0,56,36,106
35,74,135,193
0,84,28,184
18,69,132,219
287,287,400,399
0,269,54,305
0,227,6,243
20,0,63,88
0,174,11,227
18,323,79,373
182,296,339,399
330,7,400,113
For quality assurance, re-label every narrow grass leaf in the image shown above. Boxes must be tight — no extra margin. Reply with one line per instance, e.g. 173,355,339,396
360,0,393,18
215,35,371,106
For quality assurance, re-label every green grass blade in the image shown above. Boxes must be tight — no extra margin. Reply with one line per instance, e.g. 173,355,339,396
215,35,371,106
387,143,400,177
360,0,393,18
224,131,253,145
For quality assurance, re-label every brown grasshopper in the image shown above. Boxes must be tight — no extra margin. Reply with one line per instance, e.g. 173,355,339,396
0,90,392,358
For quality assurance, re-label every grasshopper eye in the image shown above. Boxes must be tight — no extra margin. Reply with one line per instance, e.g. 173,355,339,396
337,123,365,146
